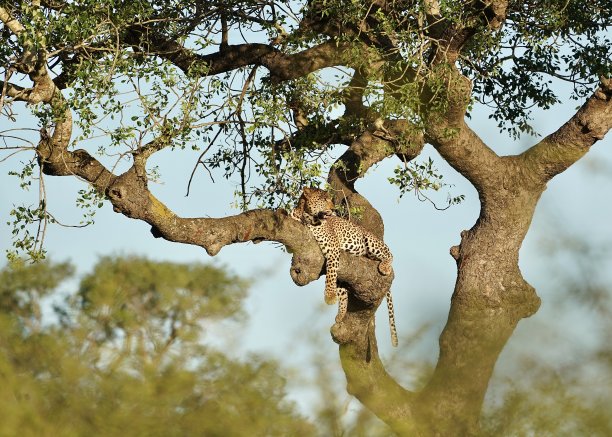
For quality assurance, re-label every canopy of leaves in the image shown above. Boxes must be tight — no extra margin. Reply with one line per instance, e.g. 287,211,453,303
2,0,609,197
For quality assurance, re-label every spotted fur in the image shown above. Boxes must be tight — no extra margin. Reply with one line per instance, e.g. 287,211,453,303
291,187,398,347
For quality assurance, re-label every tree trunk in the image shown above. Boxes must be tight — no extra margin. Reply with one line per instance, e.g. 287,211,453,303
415,180,544,434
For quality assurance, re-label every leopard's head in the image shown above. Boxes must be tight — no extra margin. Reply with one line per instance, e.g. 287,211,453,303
302,187,335,220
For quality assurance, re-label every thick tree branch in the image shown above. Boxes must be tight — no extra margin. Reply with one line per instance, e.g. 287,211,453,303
0,7,24,34
427,118,503,192
0,6,57,103
126,27,348,83
37,107,116,188
37,118,329,288
428,0,508,61
421,64,504,192
329,121,424,234
1,5,50,77
0,80,27,101
325,119,426,433
343,69,369,118
336,318,417,435
520,77,612,181
0,79,58,104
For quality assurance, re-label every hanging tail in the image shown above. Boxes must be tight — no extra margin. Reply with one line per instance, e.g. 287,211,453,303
386,290,398,347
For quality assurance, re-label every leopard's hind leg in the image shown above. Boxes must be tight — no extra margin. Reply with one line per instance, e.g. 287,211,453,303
364,233,393,275
335,287,348,322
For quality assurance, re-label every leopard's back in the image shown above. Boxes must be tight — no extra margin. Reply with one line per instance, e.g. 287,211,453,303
327,216,393,275
327,216,368,256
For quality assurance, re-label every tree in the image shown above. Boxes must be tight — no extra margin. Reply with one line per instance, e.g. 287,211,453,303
1,1,610,434
0,256,314,436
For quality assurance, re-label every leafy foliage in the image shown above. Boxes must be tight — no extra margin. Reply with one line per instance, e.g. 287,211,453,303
0,257,73,328
388,157,465,209
464,0,611,137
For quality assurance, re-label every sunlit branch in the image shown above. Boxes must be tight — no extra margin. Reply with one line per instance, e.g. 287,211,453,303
520,77,612,181
322,117,425,434
0,7,25,35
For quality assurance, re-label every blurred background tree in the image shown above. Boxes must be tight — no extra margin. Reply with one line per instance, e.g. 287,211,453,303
0,256,314,436
0,234,611,436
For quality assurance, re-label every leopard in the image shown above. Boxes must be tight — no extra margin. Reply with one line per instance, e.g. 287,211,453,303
291,187,398,347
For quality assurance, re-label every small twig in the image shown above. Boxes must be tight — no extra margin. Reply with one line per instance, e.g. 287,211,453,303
46,210,93,228
186,124,224,196
235,67,258,207
35,161,48,254
0,67,15,112
237,113,250,207
0,146,36,162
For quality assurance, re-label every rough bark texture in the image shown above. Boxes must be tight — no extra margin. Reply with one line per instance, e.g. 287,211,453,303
2,2,611,435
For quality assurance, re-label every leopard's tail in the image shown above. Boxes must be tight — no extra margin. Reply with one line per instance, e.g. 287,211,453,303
386,290,398,347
